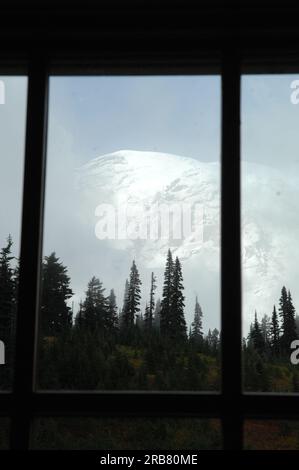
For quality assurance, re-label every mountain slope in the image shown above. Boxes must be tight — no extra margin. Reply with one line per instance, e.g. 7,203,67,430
76,150,299,331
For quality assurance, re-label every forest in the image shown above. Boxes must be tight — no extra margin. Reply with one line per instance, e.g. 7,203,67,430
1,235,299,448
0,236,221,391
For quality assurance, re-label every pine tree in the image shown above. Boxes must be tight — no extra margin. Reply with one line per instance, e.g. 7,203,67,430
80,276,107,332
247,323,254,349
160,249,174,337
136,311,144,329
0,236,15,341
144,303,149,325
144,272,156,330
286,289,297,343
169,256,187,342
75,301,84,329
190,296,203,345
210,328,220,355
270,305,280,355
123,260,142,327
279,286,297,352
153,298,161,331
106,289,118,333
160,252,187,342
120,279,129,327
206,328,213,352
278,286,288,351
249,312,265,354
41,253,73,336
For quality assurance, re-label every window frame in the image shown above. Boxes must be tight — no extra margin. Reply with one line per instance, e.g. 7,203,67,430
1,2,299,451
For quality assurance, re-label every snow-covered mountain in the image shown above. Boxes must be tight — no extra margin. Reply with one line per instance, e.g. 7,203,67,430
75,150,299,331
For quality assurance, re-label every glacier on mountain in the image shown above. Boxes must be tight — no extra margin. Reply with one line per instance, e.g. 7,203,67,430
75,150,299,332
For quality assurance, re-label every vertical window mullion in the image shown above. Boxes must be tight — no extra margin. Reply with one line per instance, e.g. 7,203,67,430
10,57,48,450
221,50,242,450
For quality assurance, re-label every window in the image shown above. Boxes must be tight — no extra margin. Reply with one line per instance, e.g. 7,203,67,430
0,76,27,390
32,417,222,450
244,420,299,450
242,75,299,392
37,76,221,392
1,1,299,457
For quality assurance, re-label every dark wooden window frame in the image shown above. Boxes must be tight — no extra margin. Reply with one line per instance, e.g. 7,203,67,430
1,0,299,452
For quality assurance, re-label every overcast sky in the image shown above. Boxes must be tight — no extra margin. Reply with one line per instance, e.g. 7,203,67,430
1,74,299,333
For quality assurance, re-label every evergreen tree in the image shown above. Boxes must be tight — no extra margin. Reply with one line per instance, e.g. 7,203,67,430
75,301,84,329
123,260,142,327
279,286,297,351
190,296,203,345
270,305,280,355
136,311,144,330
0,236,15,340
144,272,156,330
144,303,149,325
248,312,265,354
80,276,107,332
169,256,187,342
247,323,254,349
206,328,213,352
210,328,220,355
160,252,186,342
120,279,129,327
153,298,161,331
278,286,288,351
41,252,73,336
286,289,297,342
160,249,174,337
106,289,118,333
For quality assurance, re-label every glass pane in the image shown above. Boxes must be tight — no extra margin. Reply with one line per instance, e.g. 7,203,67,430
32,417,221,450
0,418,10,449
0,77,27,390
245,420,299,450
37,76,221,391
242,75,299,392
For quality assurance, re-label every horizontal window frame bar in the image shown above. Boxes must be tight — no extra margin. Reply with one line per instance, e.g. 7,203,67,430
2,394,299,419
3,58,299,75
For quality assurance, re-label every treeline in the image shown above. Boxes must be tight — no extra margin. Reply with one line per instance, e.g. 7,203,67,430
244,287,299,391
0,237,220,390
3,234,299,392
247,287,298,356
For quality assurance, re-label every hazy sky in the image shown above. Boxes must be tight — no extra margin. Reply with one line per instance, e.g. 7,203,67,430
242,75,299,169
47,76,220,165
44,76,221,330
1,74,299,333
